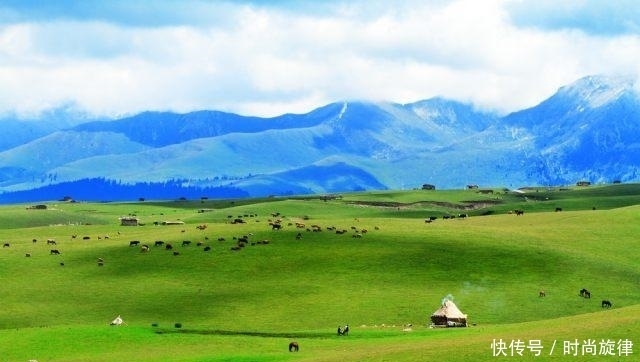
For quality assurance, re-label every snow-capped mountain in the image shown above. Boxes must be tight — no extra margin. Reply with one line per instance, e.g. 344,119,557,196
503,75,640,184
0,75,637,202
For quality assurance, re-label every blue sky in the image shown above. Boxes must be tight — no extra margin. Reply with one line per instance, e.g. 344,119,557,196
1,0,639,118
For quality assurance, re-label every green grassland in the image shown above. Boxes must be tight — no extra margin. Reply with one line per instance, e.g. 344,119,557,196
0,184,639,361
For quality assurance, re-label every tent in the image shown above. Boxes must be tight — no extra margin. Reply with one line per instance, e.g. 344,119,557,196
430,299,468,327
110,315,124,326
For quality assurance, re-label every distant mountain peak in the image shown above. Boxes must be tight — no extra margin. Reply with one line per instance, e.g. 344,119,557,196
559,74,637,109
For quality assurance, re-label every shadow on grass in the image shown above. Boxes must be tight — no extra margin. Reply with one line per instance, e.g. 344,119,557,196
154,328,332,339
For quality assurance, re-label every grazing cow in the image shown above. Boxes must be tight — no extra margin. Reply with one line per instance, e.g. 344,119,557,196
343,325,349,335
539,290,546,297
154,240,164,247
271,223,282,230
173,251,180,256
47,239,57,245
514,210,524,216
203,246,211,252
181,240,191,247
32,238,38,243
25,253,31,257
140,245,150,253
82,236,90,240
3,243,9,247
129,240,140,247
50,249,60,255
288,341,299,352
555,207,563,212
165,244,173,250
602,300,612,308
217,237,226,241
458,213,468,218
579,288,591,298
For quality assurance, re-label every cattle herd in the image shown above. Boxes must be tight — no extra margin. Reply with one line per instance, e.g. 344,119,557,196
538,288,613,309
2,206,616,314
0,210,382,271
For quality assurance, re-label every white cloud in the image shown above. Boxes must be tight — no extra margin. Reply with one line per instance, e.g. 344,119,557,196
0,0,639,118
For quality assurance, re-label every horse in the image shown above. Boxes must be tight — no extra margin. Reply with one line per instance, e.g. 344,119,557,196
288,341,299,352
602,300,612,308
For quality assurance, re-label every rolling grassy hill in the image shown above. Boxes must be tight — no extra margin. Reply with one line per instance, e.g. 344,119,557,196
0,184,638,361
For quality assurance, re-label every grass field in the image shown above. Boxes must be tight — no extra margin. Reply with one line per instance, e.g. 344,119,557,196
0,184,639,361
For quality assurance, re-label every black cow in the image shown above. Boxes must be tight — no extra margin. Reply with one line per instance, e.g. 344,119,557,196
50,249,61,255
288,341,299,352
579,288,591,298
129,240,140,247
602,300,612,308
181,240,191,246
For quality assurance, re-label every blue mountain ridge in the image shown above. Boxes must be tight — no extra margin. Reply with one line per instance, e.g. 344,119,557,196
0,74,637,203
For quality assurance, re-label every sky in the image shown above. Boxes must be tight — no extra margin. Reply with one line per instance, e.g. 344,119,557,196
1,0,639,119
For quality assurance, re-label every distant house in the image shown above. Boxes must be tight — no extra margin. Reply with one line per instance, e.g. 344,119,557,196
120,217,139,226
576,181,591,187
421,184,436,190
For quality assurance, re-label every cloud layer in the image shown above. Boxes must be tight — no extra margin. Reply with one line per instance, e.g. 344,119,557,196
1,0,639,118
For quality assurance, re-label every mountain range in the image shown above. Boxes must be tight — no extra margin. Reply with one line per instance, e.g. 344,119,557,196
0,74,638,203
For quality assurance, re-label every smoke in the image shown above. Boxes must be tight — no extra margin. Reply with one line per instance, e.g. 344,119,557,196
441,293,454,305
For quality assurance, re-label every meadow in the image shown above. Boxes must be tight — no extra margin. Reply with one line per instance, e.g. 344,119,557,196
0,184,639,361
